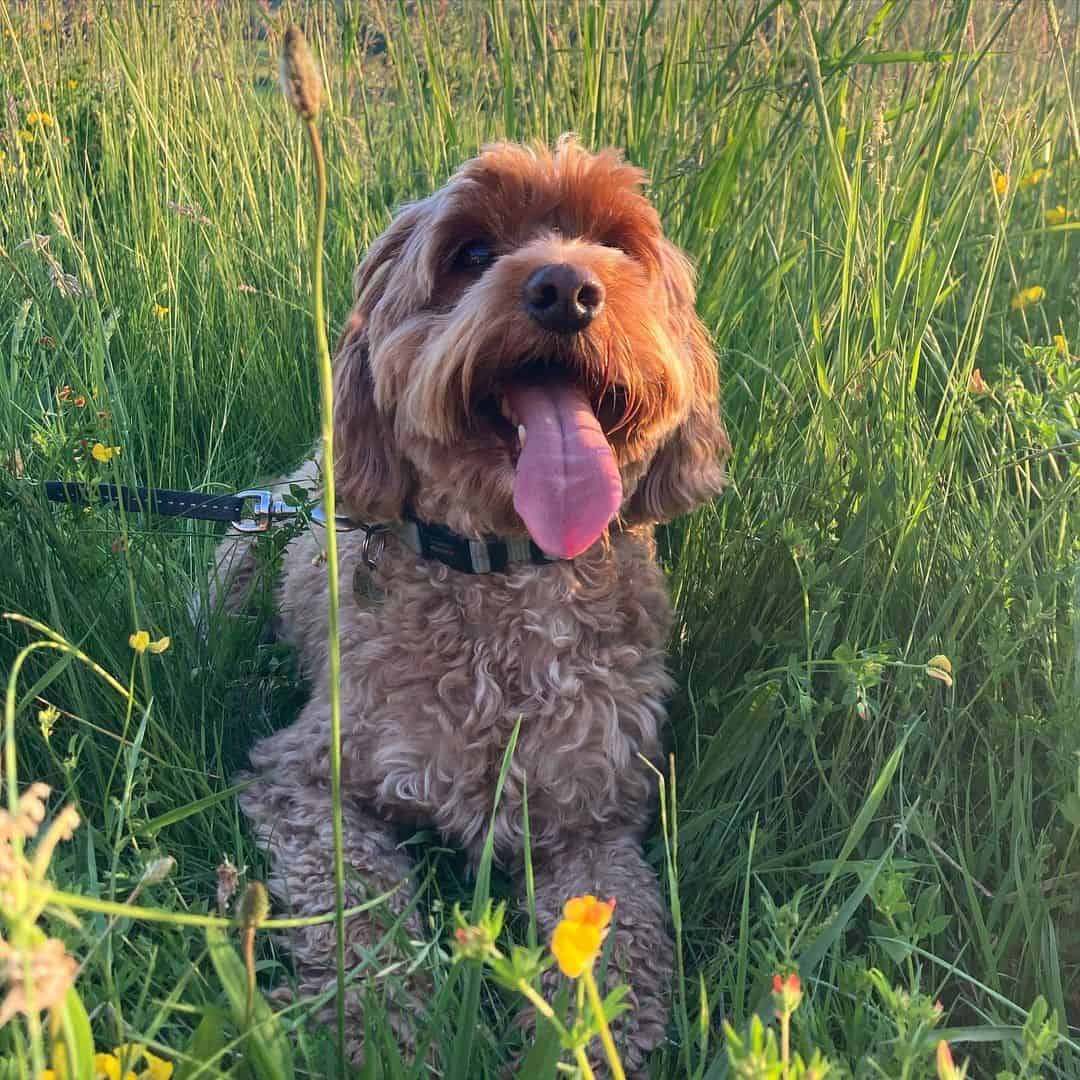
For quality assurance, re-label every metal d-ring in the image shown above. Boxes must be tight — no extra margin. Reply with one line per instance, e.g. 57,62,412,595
359,525,387,570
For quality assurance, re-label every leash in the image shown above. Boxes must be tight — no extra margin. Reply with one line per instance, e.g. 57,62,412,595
41,481,557,575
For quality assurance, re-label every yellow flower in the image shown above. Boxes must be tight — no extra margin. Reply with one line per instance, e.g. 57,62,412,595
926,654,954,688
1018,168,1048,190
152,304,169,318
1045,205,1068,225
550,894,616,978
91,442,121,463
992,169,1008,196
114,1044,174,1080
38,1072,56,1080
93,1054,136,1080
68,79,79,90
1010,285,1045,311
139,1050,173,1080
1054,334,1068,357
129,631,170,655
19,130,34,144
26,111,54,128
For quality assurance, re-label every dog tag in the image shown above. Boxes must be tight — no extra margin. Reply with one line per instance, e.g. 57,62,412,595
353,563,384,605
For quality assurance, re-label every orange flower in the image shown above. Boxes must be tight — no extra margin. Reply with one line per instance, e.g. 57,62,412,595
550,894,616,978
968,369,989,395
563,894,616,929
771,971,803,1013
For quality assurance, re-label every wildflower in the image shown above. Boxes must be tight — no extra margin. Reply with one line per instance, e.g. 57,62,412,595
0,937,78,1025
967,368,989,395
38,705,60,740
1054,334,1069,357
129,631,170,655
936,1039,967,1080
1045,205,1068,225
94,1053,137,1080
74,396,86,408
152,303,169,318
238,282,258,294
926,654,954,688
771,971,803,1013
40,335,56,348
19,130,35,144
1011,285,1045,310
1018,168,1048,190
68,80,78,90
26,112,55,128
279,24,323,120
991,169,1008,196
114,1044,174,1080
91,442,120,463
57,385,73,402
550,894,615,978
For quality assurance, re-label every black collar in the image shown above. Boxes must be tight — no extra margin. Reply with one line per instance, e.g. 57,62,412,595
321,509,560,575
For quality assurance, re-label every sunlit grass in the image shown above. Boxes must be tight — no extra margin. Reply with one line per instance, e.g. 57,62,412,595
0,1,1077,1076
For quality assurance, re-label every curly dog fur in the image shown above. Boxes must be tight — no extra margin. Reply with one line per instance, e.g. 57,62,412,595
212,136,729,1073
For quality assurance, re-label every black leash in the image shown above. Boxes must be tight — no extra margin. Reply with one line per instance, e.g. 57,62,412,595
43,482,293,532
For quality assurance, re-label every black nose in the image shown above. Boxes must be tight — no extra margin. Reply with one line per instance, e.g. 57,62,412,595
523,263,605,334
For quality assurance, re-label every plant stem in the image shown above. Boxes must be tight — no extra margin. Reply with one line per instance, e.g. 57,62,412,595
582,967,626,1080
302,113,348,1076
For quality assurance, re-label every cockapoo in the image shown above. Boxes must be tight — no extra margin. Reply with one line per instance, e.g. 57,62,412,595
213,136,729,1073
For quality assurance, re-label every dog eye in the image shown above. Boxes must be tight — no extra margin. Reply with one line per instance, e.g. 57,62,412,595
454,240,495,271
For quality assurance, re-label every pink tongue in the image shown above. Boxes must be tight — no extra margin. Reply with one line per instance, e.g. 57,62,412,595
505,380,622,560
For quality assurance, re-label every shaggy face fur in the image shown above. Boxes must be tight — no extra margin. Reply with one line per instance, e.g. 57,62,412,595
217,137,729,1075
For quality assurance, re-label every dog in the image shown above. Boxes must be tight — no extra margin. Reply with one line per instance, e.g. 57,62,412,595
212,135,730,1073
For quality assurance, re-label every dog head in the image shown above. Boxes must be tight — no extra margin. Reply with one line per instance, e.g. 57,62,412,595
333,136,730,559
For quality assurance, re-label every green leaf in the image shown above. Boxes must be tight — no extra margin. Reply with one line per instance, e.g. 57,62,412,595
175,1009,229,1080
54,984,95,1080
205,926,295,1080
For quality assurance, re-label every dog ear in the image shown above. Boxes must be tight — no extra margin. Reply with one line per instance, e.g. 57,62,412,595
331,210,421,522
625,239,731,524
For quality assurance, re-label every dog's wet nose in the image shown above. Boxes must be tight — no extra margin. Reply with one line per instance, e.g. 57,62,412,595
523,263,605,334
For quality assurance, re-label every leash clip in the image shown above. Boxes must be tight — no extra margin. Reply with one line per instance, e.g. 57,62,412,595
232,489,295,533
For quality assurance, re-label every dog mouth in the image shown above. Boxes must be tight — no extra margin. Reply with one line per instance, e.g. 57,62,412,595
473,363,626,559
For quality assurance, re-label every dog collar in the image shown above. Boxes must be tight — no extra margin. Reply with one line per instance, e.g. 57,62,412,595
314,507,559,575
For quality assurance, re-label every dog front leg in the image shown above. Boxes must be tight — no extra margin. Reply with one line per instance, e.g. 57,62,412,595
239,782,422,1065
524,836,674,1078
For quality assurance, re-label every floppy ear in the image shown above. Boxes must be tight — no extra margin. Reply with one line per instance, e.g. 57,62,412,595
625,240,731,524
332,209,422,522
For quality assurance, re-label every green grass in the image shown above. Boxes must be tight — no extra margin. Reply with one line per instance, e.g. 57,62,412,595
1,0,1078,1076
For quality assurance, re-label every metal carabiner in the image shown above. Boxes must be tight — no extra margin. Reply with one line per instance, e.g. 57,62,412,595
232,489,296,533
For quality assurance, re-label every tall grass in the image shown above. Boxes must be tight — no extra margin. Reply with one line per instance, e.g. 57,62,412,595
0,1,1077,1076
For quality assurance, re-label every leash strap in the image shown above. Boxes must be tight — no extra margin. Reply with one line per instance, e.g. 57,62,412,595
42,482,290,530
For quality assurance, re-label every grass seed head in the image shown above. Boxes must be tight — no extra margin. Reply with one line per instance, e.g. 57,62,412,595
280,25,322,121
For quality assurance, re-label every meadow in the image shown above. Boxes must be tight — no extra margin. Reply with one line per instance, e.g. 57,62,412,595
1,1,1078,1076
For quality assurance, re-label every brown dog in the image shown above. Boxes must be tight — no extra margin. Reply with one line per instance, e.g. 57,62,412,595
213,136,729,1073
